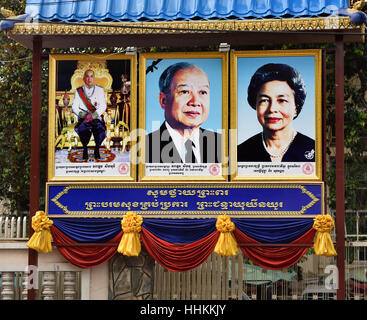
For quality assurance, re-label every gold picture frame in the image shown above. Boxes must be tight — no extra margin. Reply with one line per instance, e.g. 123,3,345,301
230,49,322,181
138,52,229,182
48,54,137,181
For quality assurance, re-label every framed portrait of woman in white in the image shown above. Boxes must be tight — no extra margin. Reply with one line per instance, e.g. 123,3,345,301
230,50,322,181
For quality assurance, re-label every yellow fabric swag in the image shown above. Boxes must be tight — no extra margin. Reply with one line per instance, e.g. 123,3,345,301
214,215,239,256
26,210,53,253
117,212,143,256
313,214,337,257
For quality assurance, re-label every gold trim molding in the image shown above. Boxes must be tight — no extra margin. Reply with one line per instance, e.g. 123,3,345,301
7,17,363,36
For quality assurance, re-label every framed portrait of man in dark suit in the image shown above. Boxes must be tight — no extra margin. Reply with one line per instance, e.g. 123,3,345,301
230,50,322,181
139,52,228,181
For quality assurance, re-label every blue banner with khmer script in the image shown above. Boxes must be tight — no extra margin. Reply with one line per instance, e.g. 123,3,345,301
46,183,323,218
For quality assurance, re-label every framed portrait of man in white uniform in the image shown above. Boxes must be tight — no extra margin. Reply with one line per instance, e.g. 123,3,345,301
48,54,137,182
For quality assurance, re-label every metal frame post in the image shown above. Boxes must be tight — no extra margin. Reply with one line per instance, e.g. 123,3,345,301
28,36,42,300
335,34,346,300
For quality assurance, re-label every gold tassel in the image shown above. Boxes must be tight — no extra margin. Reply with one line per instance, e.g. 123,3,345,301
117,212,143,256
26,211,53,253
214,215,239,256
313,214,337,257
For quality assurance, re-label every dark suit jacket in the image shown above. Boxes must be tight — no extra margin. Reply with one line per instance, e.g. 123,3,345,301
146,122,222,163
237,132,315,162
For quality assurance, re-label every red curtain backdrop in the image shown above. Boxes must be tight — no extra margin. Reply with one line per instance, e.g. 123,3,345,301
51,226,122,269
50,219,316,270
141,228,220,272
234,227,316,270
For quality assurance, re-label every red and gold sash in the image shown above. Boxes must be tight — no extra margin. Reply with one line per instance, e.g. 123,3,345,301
77,87,96,113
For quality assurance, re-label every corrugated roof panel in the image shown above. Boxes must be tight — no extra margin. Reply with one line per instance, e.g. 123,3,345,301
25,0,350,22
232,0,251,15
145,0,164,17
214,0,234,15
56,2,75,20
126,0,145,18
74,0,93,19
308,0,340,14
92,0,108,18
109,0,128,19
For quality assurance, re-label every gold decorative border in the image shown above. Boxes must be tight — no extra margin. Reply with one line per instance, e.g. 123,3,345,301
6,17,363,36
47,182,323,218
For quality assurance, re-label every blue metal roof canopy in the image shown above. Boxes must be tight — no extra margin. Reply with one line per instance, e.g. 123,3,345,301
1,0,366,48
24,0,350,22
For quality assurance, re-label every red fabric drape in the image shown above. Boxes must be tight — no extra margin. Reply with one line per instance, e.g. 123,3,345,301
51,223,315,271
141,228,220,272
347,279,367,292
51,225,122,269
234,227,316,270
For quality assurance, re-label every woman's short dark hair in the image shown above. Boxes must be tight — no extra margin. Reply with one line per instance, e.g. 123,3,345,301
247,63,306,119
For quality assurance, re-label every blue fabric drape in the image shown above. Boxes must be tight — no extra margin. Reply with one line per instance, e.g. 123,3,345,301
232,218,314,243
50,216,316,270
52,218,121,243
52,217,313,244
142,218,216,244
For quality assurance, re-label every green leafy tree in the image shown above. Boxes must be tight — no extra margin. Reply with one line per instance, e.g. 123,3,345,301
0,0,35,213
326,42,367,211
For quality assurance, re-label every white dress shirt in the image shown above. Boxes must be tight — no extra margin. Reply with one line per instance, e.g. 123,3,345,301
165,121,201,163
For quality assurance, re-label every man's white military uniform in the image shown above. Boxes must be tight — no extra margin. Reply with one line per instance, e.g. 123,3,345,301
72,85,107,120
72,84,107,159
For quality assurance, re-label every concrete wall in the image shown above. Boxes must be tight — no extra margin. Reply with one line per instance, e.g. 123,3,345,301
0,242,109,300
